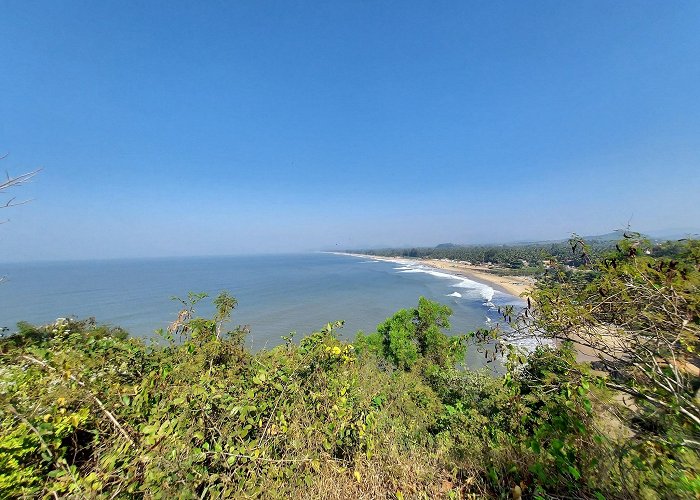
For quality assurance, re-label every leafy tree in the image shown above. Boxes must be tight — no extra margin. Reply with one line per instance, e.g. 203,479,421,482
502,234,700,493
213,291,238,339
2,236,699,497
166,291,246,343
356,297,464,370
351,239,614,274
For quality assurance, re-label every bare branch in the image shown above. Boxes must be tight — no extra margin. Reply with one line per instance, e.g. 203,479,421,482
0,168,42,208
21,354,136,447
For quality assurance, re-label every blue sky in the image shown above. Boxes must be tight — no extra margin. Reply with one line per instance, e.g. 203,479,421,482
1,1,699,260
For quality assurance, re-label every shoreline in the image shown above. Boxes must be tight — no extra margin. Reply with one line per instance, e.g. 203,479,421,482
335,252,534,299
334,253,605,366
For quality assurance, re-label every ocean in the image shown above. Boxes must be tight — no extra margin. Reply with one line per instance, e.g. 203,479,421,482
0,253,525,367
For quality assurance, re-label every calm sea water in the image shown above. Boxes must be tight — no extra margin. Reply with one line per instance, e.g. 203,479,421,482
0,253,524,366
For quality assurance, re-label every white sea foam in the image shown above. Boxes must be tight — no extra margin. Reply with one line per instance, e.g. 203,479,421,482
399,268,462,280
505,334,555,353
392,263,498,304
356,255,540,355
451,278,495,302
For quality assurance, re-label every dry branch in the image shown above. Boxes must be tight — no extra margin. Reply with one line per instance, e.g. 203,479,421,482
21,354,136,447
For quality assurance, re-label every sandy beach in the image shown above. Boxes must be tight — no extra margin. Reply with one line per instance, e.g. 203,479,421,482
340,253,534,298
420,259,534,298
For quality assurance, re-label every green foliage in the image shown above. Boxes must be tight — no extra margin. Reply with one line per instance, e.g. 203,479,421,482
353,239,615,268
2,235,699,499
213,291,238,338
509,235,700,497
1,302,380,498
356,297,464,371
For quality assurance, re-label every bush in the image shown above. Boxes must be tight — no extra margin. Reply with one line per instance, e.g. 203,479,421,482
2,256,698,498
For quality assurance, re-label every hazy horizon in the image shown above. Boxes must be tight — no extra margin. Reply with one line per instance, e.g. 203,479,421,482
2,1,699,262
1,224,697,264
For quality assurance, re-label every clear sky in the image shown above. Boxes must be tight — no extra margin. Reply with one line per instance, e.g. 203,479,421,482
1,1,699,261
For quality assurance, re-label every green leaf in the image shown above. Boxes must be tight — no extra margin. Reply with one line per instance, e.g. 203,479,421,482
583,398,592,413
568,465,581,480
142,424,158,435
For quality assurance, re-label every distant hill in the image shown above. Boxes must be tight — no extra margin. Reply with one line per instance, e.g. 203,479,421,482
646,228,700,240
583,229,700,242
581,230,649,242
343,229,699,255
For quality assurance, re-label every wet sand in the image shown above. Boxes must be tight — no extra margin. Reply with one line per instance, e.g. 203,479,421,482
337,253,534,298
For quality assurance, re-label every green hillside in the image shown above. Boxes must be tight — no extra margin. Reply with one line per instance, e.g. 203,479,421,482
2,236,699,498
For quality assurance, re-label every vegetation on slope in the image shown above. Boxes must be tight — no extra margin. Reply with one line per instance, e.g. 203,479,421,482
351,239,617,272
1,236,699,499
353,235,693,275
